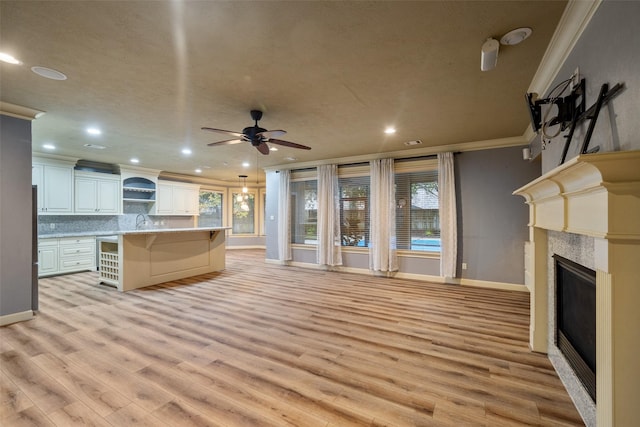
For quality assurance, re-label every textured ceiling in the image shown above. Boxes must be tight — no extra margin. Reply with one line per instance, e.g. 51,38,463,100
0,1,567,183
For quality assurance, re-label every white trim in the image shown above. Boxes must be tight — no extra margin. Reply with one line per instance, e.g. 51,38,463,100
528,0,602,96
0,310,34,326
265,136,527,173
0,101,45,120
266,258,528,292
226,245,266,250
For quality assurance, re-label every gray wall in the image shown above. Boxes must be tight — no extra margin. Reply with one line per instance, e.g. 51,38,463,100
538,0,640,173
266,147,538,284
0,115,33,318
265,170,280,260
456,146,541,284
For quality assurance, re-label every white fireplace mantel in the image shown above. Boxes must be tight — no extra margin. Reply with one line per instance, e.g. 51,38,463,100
514,150,640,239
513,150,640,427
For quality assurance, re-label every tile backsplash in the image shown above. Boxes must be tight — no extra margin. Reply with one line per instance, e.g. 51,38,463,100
38,214,196,236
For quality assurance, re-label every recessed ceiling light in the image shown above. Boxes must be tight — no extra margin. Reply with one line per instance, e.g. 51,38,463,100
269,146,278,151
83,143,106,150
42,143,56,150
86,127,102,136
0,52,21,65
181,148,192,155
285,156,297,161
31,66,67,80
194,168,202,174
130,158,140,164
242,161,250,167
384,127,396,134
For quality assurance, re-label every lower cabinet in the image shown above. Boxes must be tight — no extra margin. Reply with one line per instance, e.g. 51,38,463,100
38,236,96,277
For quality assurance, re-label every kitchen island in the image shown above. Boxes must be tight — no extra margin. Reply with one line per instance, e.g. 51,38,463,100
99,227,229,291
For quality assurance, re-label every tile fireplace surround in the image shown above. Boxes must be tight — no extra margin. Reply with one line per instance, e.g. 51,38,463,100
513,150,640,427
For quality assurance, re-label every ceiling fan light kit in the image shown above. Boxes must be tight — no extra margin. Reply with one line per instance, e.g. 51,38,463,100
202,110,311,155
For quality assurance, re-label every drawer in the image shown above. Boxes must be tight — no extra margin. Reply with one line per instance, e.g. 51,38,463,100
59,244,95,257
59,257,95,271
38,239,59,247
59,237,95,246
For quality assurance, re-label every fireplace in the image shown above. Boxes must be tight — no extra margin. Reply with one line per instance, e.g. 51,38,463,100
554,254,596,402
513,150,640,427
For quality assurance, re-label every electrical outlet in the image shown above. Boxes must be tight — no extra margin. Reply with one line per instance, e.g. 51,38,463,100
570,67,580,90
50,223,55,230
462,262,467,270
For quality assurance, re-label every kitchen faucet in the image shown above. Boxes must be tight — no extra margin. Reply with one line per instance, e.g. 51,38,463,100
135,214,150,230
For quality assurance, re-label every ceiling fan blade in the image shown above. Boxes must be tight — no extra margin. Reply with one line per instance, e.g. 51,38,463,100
207,139,244,147
268,138,312,150
256,142,270,155
258,129,287,139
201,127,245,138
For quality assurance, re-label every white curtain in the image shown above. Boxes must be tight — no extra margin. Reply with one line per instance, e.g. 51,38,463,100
277,170,292,262
438,152,457,279
369,159,398,272
317,164,342,266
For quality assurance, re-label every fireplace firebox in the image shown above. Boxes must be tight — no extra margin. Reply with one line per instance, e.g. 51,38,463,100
554,254,596,402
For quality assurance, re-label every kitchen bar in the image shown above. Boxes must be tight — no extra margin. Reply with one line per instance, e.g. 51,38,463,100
99,227,229,292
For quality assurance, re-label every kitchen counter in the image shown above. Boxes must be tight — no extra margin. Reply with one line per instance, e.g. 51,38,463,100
40,227,228,239
96,227,230,291
39,230,119,239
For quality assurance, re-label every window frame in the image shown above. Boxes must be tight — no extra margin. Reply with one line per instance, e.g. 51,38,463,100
337,164,370,252
197,186,226,228
228,187,258,235
290,170,318,247
394,158,441,256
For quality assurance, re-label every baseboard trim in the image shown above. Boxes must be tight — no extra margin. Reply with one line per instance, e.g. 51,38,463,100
226,245,266,250
266,259,528,292
0,310,34,326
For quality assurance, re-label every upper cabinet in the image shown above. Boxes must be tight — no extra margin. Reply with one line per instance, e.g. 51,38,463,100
120,166,160,215
157,180,200,216
74,171,121,214
32,158,75,214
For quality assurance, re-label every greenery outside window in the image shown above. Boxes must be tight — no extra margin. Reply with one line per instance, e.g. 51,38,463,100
395,169,440,252
199,190,223,227
290,180,318,244
339,176,370,247
232,192,255,234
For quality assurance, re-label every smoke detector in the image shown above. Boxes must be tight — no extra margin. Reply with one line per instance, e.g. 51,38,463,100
500,28,532,46
404,140,423,146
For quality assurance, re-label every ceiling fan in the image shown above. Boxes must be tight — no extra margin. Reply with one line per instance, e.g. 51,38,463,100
202,110,311,155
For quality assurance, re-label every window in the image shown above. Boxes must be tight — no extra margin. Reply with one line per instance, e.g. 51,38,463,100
395,169,440,251
199,190,223,227
339,176,370,247
290,180,317,244
232,192,255,234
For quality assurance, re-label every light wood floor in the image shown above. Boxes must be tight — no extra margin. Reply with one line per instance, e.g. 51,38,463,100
1,249,584,426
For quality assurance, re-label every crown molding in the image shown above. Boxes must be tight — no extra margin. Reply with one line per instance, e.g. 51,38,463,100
528,0,602,96
265,135,528,172
0,101,46,121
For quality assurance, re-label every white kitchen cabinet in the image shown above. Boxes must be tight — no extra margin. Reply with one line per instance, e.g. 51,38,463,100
74,171,121,214
156,182,174,215
38,236,96,277
32,158,75,214
156,181,200,215
37,239,59,276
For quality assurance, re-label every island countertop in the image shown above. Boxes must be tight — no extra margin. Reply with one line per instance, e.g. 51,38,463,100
117,226,230,235
40,227,230,239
